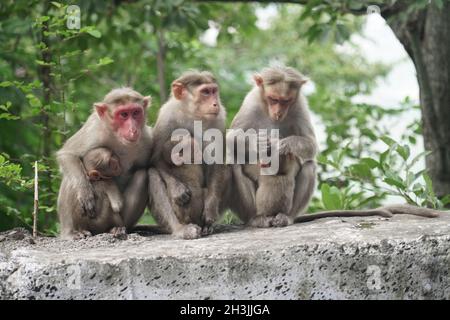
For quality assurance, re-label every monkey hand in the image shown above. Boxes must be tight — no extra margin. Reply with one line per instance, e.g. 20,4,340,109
171,153,186,166
172,181,192,206
77,184,97,218
278,138,292,156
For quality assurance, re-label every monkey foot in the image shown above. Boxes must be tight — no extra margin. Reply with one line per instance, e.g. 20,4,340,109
110,227,128,240
271,213,293,227
247,216,274,228
201,224,215,236
173,224,202,240
73,230,92,240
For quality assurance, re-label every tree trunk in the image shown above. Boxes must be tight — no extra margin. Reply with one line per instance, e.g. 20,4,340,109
156,29,167,103
385,3,450,197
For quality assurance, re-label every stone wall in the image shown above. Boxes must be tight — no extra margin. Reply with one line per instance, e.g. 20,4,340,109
1,214,449,299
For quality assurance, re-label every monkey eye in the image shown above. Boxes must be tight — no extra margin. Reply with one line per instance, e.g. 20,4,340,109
132,110,142,118
120,112,129,119
201,88,211,96
268,97,278,105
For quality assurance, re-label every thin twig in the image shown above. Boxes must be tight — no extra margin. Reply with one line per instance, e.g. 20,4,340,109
33,161,39,238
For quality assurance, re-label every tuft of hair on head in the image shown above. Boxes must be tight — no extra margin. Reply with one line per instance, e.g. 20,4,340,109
259,65,308,90
172,70,217,90
102,87,147,106
83,147,111,170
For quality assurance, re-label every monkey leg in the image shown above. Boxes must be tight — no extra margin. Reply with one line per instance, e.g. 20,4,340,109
287,161,317,220
229,164,258,223
121,169,149,230
148,168,202,239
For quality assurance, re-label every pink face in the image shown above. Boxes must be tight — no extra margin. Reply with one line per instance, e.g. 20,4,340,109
112,103,145,143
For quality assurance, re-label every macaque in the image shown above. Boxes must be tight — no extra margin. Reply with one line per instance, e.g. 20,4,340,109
66,147,126,238
57,87,152,240
148,70,230,239
255,154,301,227
229,65,440,227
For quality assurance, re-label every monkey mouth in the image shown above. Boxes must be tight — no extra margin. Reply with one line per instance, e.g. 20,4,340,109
271,116,283,122
121,136,140,144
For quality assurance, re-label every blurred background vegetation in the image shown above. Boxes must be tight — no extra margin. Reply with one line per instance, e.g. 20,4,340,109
0,0,448,234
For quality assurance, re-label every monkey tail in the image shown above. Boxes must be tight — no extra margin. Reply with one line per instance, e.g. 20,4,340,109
294,204,442,223
382,204,441,218
294,208,392,223
131,225,168,234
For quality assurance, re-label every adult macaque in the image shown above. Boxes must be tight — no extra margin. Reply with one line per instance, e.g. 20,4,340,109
148,71,230,239
229,66,440,227
57,88,152,240
59,147,126,238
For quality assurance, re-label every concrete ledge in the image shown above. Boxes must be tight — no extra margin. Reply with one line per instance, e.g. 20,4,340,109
1,214,449,299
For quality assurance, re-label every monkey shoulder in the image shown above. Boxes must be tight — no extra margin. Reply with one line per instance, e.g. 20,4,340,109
57,114,102,157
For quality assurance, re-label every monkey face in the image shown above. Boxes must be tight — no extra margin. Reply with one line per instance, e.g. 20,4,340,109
264,88,296,122
191,83,221,120
256,78,298,122
111,103,145,144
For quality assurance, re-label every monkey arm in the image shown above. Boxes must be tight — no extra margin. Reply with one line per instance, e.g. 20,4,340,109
279,135,318,162
56,150,96,217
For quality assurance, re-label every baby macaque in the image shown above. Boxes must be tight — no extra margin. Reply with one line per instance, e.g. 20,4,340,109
72,147,126,239
255,153,302,227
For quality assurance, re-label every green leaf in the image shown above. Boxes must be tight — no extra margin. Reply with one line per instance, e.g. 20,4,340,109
361,128,377,140
349,163,373,180
321,183,342,210
51,1,62,8
441,195,450,206
423,173,435,197
384,177,406,190
0,81,14,87
26,94,42,108
396,144,410,161
360,157,379,169
98,57,114,66
86,29,101,38
35,60,55,67
380,135,396,147
0,113,20,120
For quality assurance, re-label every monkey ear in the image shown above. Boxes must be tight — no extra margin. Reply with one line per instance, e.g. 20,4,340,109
299,78,308,86
172,82,185,100
94,103,108,118
253,74,264,87
143,96,152,109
